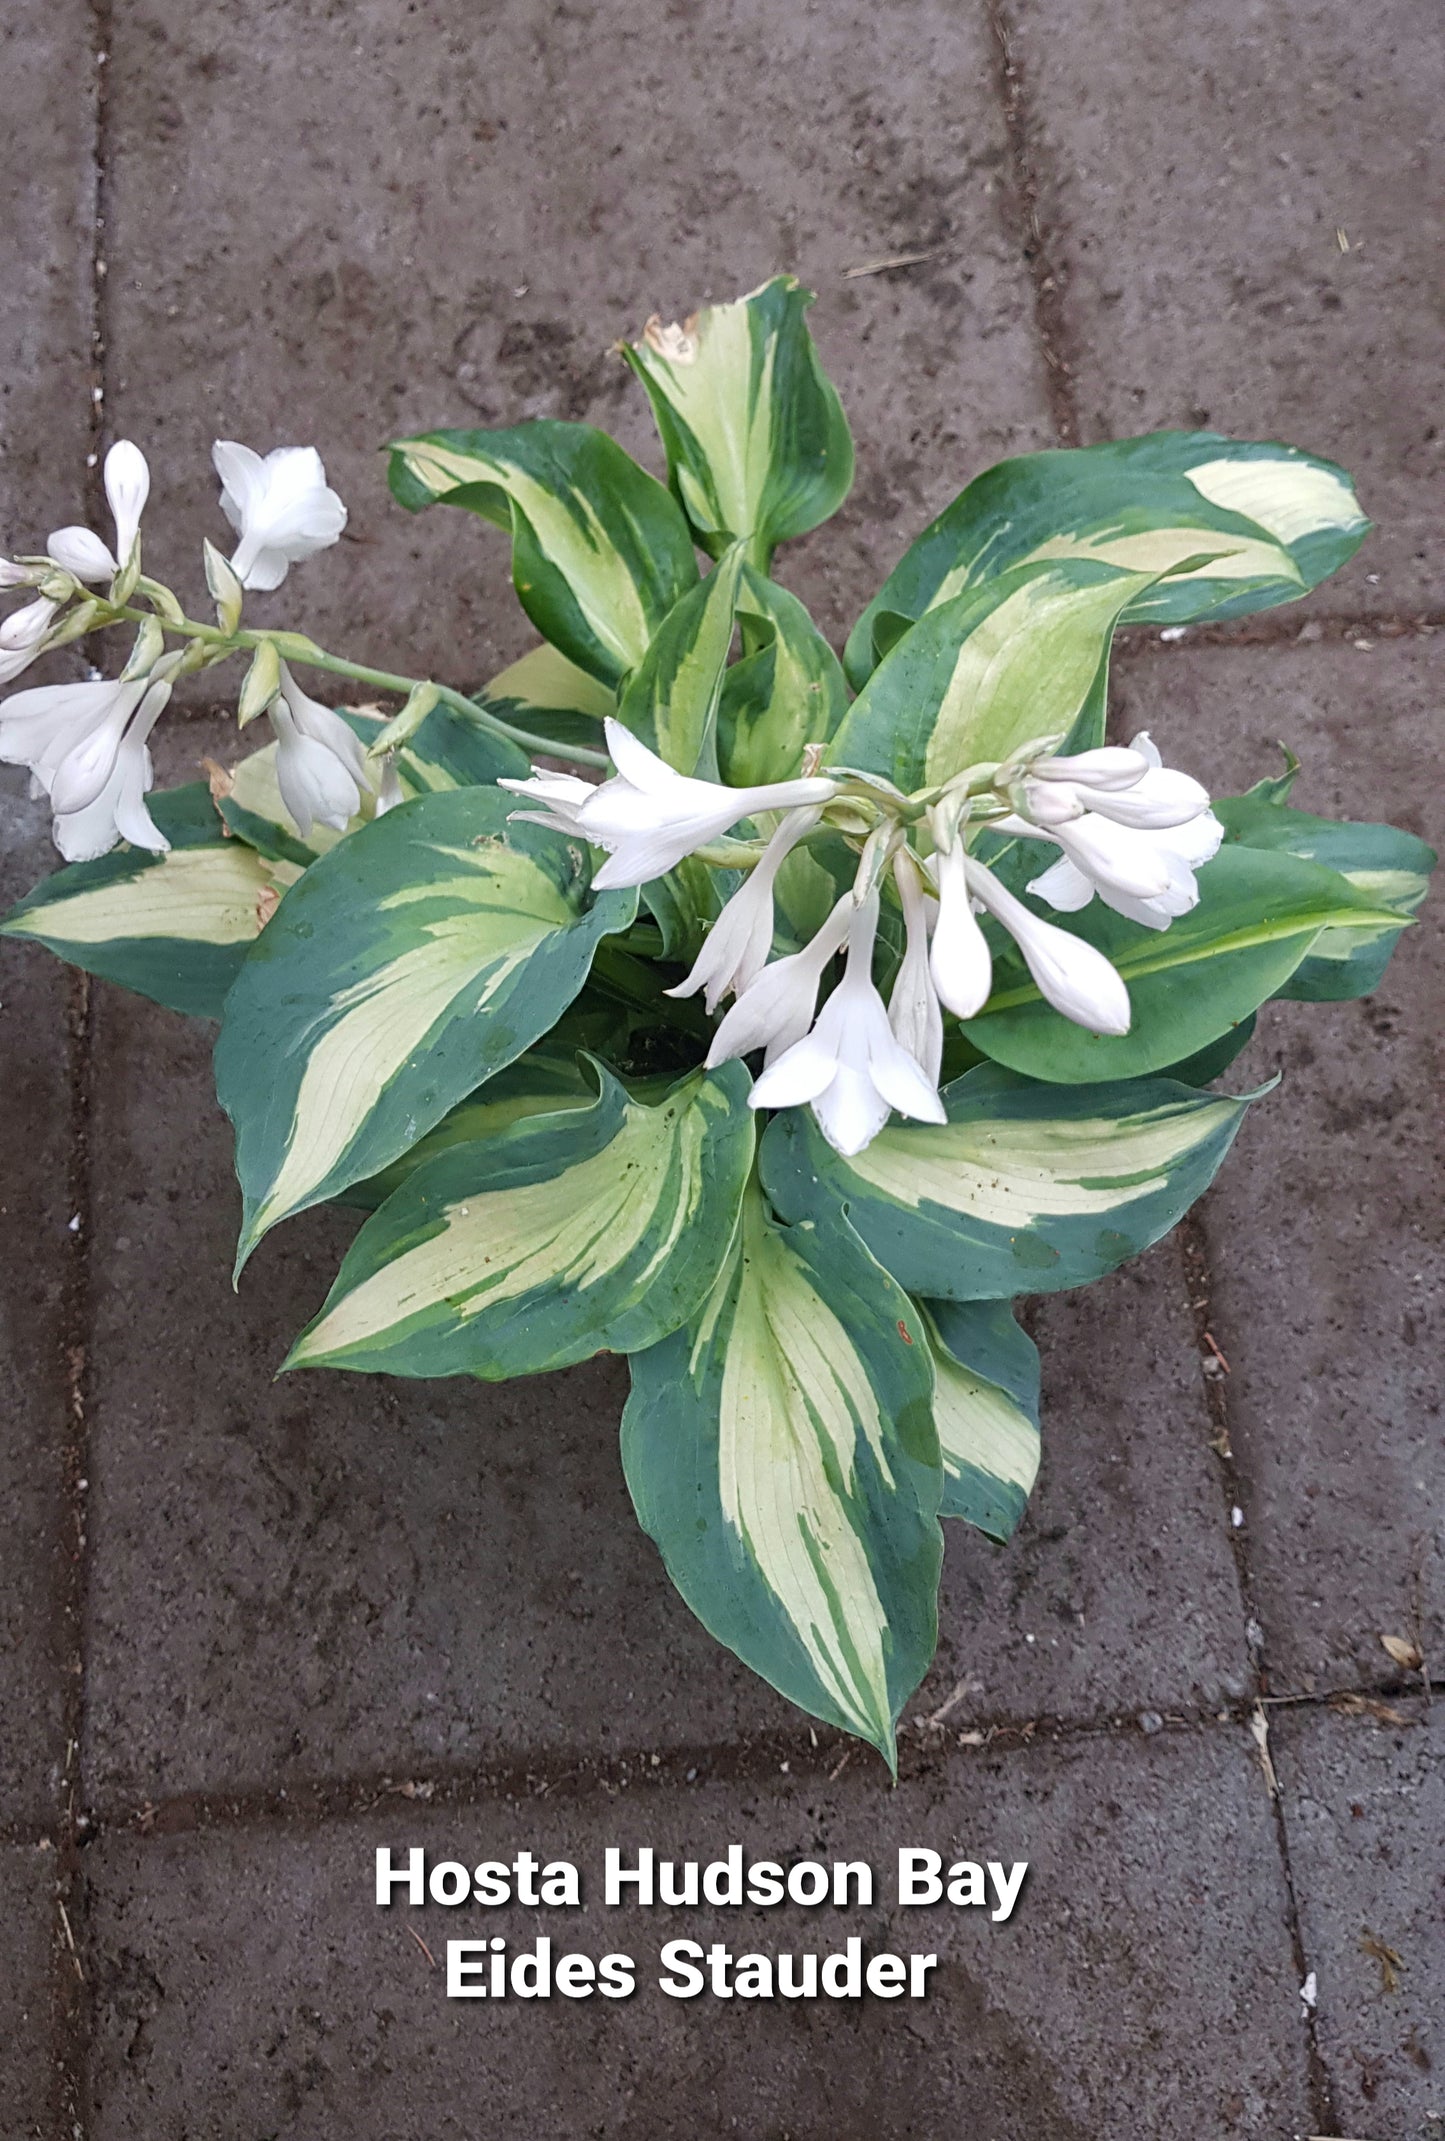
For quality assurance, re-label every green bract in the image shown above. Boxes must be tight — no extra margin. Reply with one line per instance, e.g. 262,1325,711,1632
2,276,1431,1768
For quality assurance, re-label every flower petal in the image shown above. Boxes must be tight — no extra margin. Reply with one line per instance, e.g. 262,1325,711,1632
1026,852,1095,912
810,1065,892,1157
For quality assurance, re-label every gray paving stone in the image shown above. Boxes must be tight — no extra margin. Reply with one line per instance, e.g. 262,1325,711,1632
85,1725,1309,2140
1276,1706,1444,2140
1113,638,1444,1691
0,0,99,1833
0,0,96,543
920,1242,1251,1733
0,1841,59,2140
1015,0,1445,615
102,0,1053,698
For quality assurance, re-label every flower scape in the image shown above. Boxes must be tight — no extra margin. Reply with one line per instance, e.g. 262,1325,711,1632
2,279,1433,1764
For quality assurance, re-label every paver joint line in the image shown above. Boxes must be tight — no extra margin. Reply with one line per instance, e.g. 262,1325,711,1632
1103,768,1346,2123
982,0,1081,446
63,1681,1429,1850
1179,1162,1340,2137
46,0,115,2131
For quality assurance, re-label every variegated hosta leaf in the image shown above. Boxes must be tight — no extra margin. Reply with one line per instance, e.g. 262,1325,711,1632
622,276,854,563
622,1186,941,1765
1215,785,1435,1003
215,786,636,1269
616,545,745,773
339,1049,596,1211
474,642,616,758
392,696,531,792
288,1062,755,1378
761,1061,1255,1300
641,853,735,965
388,420,700,686
218,705,528,866
827,560,1157,795
844,431,1370,688
962,844,1408,1083
922,1299,1041,1541
0,785,295,1018
717,563,850,786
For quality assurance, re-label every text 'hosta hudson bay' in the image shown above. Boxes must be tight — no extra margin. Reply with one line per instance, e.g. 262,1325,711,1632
2,278,1433,1764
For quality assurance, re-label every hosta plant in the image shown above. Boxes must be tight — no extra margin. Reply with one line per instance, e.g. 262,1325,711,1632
2,279,1432,1766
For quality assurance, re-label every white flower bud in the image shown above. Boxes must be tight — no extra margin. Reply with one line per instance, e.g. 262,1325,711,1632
928,837,993,1019
966,857,1131,1037
103,440,150,564
46,526,119,584
0,596,58,652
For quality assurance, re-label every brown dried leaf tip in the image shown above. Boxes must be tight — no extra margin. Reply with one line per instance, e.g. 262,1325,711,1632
642,314,698,364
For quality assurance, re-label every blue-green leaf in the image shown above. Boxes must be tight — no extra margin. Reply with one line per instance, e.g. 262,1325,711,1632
616,546,745,774
718,564,850,786
922,1299,1041,1540
761,1061,1256,1300
471,642,616,757
845,431,1370,687
388,420,700,685
622,277,854,562
963,845,1405,1083
337,1049,597,1211
622,1184,940,1765
216,786,635,1268
1,785,292,1018
289,1062,755,1378
1215,788,1435,1002
827,560,1156,794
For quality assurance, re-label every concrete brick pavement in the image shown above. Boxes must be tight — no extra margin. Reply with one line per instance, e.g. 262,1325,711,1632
0,0,1440,2135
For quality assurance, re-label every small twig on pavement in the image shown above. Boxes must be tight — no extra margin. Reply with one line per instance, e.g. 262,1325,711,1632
842,248,941,279
58,1899,85,1981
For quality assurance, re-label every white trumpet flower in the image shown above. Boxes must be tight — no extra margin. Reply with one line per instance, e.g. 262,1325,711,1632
0,668,151,802
51,660,180,861
269,663,373,835
566,719,837,891
1013,732,1222,929
705,892,853,1069
214,441,348,592
966,856,1132,1036
46,524,120,584
928,835,993,1020
498,766,594,837
1024,815,1223,928
888,854,944,1084
751,892,946,1156
0,558,38,590
104,439,150,565
0,596,58,653
668,805,821,1014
